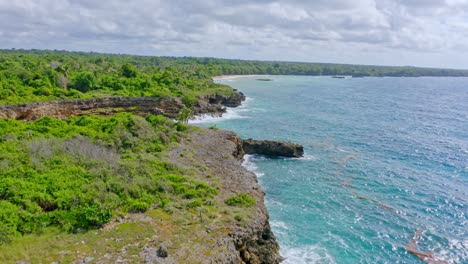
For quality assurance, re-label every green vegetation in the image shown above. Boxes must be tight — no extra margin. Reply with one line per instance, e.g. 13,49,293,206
0,50,232,105
225,193,256,208
177,107,193,124
73,71,97,92
0,113,218,243
1,49,468,105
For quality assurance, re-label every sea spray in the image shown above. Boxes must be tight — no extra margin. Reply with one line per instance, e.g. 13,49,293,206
189,97,253,124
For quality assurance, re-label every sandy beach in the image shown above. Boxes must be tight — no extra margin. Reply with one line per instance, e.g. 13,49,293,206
212,74,270,81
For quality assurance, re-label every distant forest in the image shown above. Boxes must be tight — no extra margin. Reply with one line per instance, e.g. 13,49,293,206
1,49,468,104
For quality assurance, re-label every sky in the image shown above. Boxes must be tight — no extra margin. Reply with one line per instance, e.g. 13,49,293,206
1,0,468,69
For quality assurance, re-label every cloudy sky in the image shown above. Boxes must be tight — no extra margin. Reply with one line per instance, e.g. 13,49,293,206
1,0,468,69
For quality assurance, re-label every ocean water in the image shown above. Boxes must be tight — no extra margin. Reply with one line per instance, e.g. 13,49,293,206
192,76,468,263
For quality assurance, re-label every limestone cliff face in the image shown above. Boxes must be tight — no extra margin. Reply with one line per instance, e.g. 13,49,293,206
0,92,245,121
0,97,185,120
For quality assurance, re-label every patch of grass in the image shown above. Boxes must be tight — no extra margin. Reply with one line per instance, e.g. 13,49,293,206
225,193,256,208
186,199,203,209
208,125,219,131
0,221,155,264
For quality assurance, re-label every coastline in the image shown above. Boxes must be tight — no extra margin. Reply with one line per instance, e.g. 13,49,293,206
212,74,271,81
169,128,282,263
0,87,283,263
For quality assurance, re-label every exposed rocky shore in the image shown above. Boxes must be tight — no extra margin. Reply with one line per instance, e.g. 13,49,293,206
167,129,283,263
0,91,245,121
191,89,246,116
243,139,304,158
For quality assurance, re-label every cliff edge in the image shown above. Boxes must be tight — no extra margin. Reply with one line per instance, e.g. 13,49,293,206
0,92,245,121
167,128,282,263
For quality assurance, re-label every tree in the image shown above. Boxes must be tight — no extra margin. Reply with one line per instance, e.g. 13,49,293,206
177,107,193,124
73,71,97,92
121,63,138,78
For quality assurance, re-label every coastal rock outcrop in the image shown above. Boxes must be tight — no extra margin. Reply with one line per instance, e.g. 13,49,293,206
242,138,304,158
191,91,246,116
0,91,245,121
169,129,282,263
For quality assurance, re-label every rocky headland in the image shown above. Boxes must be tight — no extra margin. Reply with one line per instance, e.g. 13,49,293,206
0,90,306,263
163,129,283,263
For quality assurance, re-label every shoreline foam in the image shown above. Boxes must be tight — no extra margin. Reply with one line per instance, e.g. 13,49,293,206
189,97,252,124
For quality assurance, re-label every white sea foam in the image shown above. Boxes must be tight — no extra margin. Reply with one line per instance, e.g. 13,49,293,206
241,154,264,177
188,109,244,124
188,97,253,124
292,153,317,161
270,220,290,237
281,245,336,264
270,220,289,230
438,238,468,263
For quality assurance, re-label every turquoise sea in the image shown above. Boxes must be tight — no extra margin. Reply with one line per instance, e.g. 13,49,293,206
192,76,467,263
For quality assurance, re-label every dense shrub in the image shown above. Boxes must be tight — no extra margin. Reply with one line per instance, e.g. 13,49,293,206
73,71,97,92
0,114,218,239
225,193,256,208
121,63,138,78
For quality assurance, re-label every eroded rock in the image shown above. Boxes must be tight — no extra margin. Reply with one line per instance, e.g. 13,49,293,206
191,92,246,116
242,138,304,158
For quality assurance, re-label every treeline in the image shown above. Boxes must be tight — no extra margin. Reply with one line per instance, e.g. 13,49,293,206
0,49,231,105
1,49,468,105
207,59,468,77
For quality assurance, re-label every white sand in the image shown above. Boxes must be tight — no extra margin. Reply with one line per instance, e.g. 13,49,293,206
212,74,270,81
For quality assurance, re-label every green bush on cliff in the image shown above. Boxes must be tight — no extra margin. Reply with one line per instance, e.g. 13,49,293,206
225,193,256,208
0,113,219,240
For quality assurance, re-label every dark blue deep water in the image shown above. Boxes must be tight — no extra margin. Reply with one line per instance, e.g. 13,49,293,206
192,76,468,263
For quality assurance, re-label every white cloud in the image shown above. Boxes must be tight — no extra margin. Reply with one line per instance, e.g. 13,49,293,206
0,0,467,68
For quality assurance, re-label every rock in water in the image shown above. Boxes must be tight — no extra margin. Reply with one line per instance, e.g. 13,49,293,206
242,139,304,158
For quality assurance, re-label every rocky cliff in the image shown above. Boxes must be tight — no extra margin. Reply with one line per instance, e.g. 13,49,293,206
191,90,246,116
0,91,245,121
168,129,282,264
0,91,284,264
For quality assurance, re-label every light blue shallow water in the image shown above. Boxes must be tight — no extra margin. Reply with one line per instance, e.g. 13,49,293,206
193,76,468,263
